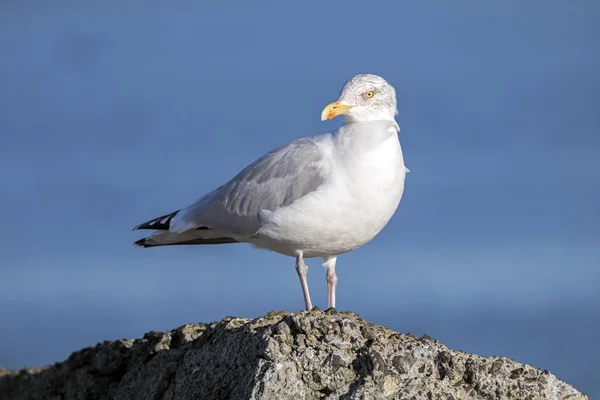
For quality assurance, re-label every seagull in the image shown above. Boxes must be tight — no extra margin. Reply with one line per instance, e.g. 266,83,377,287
133,74,408,310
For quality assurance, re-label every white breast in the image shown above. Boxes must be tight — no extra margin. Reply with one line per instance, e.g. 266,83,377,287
254,121,407,258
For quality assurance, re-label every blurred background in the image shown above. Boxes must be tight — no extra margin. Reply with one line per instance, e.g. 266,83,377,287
0,0,598,396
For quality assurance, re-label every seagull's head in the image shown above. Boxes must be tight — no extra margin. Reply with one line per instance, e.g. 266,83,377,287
321,74,397,123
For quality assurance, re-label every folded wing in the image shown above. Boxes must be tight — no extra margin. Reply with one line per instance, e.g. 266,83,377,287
134,134,334,246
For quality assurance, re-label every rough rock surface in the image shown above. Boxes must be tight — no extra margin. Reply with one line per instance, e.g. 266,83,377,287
0,309,589,400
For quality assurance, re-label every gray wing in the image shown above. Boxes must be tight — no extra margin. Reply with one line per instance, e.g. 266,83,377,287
170,134,334,238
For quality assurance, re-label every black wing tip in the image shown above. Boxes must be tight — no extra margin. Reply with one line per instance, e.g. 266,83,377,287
134,210,180,231
133,236,238,248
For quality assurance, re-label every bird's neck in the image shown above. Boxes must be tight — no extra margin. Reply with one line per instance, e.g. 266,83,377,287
336,121,401,154
342,106,398,125
342,116,401,133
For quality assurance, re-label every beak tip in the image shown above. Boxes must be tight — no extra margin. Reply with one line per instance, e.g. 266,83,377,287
321,101,352,122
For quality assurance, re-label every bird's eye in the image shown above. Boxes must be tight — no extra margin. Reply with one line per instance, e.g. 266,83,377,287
364,90,375,99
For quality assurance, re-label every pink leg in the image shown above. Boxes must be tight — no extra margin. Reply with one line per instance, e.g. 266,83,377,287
324,257,338,309
296,253,313,310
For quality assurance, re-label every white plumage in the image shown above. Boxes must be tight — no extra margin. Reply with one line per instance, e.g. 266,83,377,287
134,74,409,310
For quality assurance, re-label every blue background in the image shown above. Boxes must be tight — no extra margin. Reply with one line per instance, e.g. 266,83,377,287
1,1,598,396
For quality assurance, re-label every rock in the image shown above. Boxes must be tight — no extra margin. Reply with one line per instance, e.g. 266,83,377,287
0,309,589,400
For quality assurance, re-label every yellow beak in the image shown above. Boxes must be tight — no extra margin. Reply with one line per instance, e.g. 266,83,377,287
321,101,353,121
